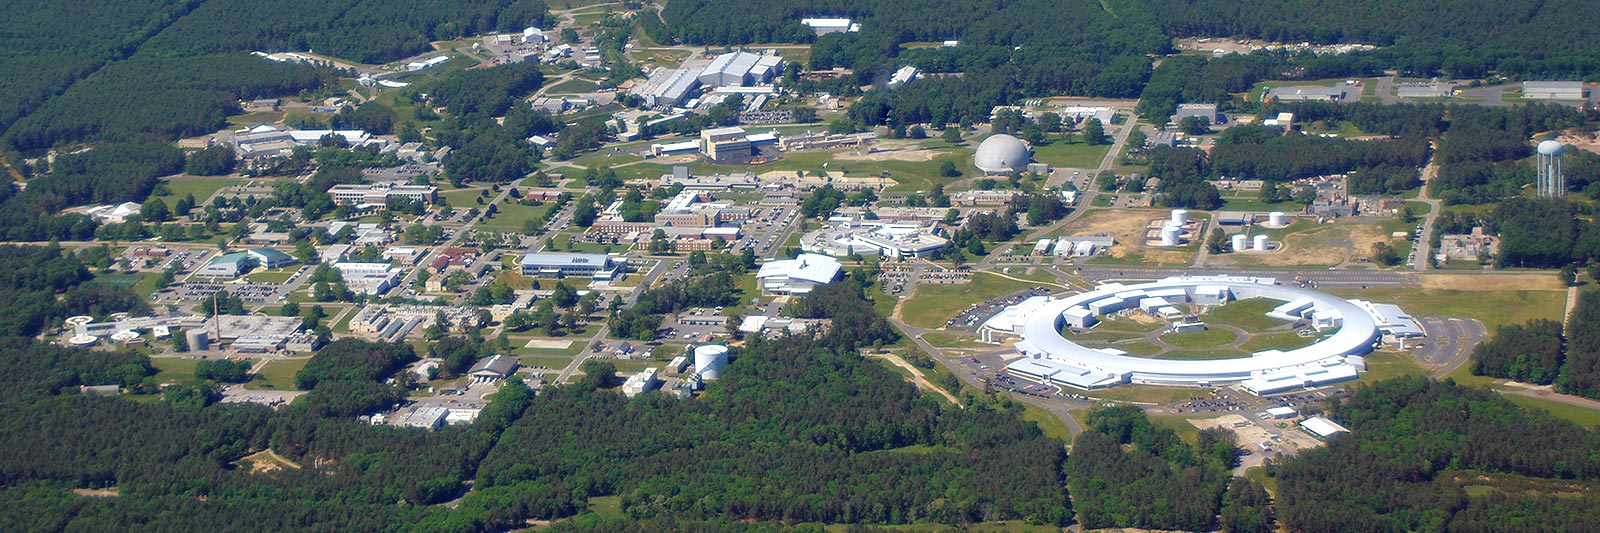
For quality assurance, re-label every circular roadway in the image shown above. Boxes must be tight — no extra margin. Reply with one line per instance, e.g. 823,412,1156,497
1017,278,1378,384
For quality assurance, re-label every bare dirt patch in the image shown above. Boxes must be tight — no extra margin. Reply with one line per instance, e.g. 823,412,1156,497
236,449,303,475
1421,273,1563,291
523,339,575,349
1073,209,1195,264
1210,222,1387,267
72,487,118,497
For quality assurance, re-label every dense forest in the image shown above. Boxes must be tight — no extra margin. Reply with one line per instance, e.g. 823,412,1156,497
1471,319,1566,385
1069,406,1237,531
1271,377,1600,532
0,252,1077,530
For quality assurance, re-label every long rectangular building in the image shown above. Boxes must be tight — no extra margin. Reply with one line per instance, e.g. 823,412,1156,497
327,183,438,205
520,253,623,280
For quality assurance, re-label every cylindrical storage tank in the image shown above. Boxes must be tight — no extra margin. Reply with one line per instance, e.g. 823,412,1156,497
68,335,97,347
694,345,729,381
1160,225,1181,246
1230,234,1247,251
110,331,140,345
1268,211,1286,226
1170,209,1189,226
1253,235,1270,251
186,329,210,351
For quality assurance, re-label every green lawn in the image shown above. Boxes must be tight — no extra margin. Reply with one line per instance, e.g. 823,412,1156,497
1020,404,1075,443
1504,395,1600,429
1205,298,1292,331
1078,385,1200,405
1030,136,1111,169
919,331,991,350
1356,351,1429,384
150,357,200,384
155,177,235,204
545,77,600,94
1159,328,1239,348
1324,288,1565,331
244,267,298,284
901,272,1053,329
245,358,308,390
95,272,161,298
1237,331,1319,353
1149,415,1202,445
477,201,557,233
439,187,491,208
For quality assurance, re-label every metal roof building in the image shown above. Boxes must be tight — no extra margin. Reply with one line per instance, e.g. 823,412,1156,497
519,253,622,280
756,253,842,295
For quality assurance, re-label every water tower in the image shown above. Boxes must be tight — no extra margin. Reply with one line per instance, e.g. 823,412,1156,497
1537,140,1565,198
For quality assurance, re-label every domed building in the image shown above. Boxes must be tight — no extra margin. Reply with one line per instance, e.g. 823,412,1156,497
973,134,1031,174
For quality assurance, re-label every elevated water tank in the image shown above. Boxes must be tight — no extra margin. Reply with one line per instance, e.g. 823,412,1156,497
694,345,729,381
1253,234,1270,251
1170,209,1189,226
1538,140,1565,156
1268,211,1286,226
1230,234,1247,251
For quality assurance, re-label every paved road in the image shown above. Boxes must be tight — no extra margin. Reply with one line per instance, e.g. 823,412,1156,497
1073,265,1414,287
890,316,1085,436
552,253,675,384
1411,148,1441,271
1416,316,1487,379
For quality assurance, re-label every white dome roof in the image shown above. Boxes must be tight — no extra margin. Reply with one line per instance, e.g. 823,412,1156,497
1537,140,1564,155
974,134,1030,173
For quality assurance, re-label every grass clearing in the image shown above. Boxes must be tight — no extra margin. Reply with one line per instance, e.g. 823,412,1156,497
545,77,600,94
1020,404,1075,443
1150,415,1202,445
1356,351,1429,383
155,177,235,204
244,267,297,284
1078,385,1200,405
1503,395,1600,429
246,358,308,390
477,201,556,233
1205,298,1292,330
1238,331,1319,352
1159,328,1239,348
901,272,1049,329
1324,287,1564,331
1030,136,1111,169
150,357,200,383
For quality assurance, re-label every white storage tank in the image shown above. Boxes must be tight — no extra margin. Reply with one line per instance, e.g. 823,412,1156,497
694,345,729,381
1268,211,1286,226
1160,225,1182,246
1170,209,1189,226
1253,234,1270,251
1230,234,1247,251
186,329,210,351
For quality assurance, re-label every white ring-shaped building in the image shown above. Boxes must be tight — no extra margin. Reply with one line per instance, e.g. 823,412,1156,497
997,276,1381,395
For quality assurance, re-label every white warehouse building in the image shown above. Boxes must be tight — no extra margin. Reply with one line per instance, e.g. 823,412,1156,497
755,253,842,295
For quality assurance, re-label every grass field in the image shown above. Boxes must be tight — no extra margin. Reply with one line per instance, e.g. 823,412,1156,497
1356,351,1429,384
1159,328,1239,348
1324,287,1565,331
439,187,491,208
1079,385,1200,405
155,177,235,204
1237,331,1318,352
1205,298,1292,330
246,358,308,390
1150,415,1203,445
95,272,161,298
919,331,992,350
150,357,200,383
901,272,1046,328
1020,404,1075,443
244,267,297,284
1030,136,1111,169
544,77,600,94
1504,395,1600,429
477,201,557,233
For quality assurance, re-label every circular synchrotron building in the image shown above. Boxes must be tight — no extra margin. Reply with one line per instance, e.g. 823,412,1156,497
986,276,1391,395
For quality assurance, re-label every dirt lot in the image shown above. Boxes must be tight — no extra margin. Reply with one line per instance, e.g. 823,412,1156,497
1557,131,1600,156
1189,414,1324,473
1420,273,1563,291
1209,221,1391,267
1073,208,1196,265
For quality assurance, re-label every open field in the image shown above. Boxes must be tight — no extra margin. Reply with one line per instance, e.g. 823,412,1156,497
155,177,236,204
246,358,308,390
1419,273,1563,291
901,270,1058,329
1072,208,1199,266
1159,328,1239,348
1504,395,1600,429
150,357,200,383
477,201,557,233
1355,351,1430,383
544,77,599,94
244,267,298,284
1237,331,1319,352
1078,384,1200,405
1030,136,1110,169
1207,219,1394,268
1020,404,1075,443
1205,298,1291,330
1325,287,1565,331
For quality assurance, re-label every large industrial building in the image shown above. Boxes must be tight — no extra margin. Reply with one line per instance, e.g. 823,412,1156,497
1266,85,1350,102
986,276,1409,395
632,66,702,107
332,262,402,295
1523,81,1584,100
698,52,784,88
519,252,624,280
801,222,948,259
973,134,1031,174
701,126,752,163
755,253,842,295
327,183,438,205
194,252,257,278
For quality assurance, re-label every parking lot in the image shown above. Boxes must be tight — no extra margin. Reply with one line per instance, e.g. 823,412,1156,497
947,286,1058,329
160,281,285,302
